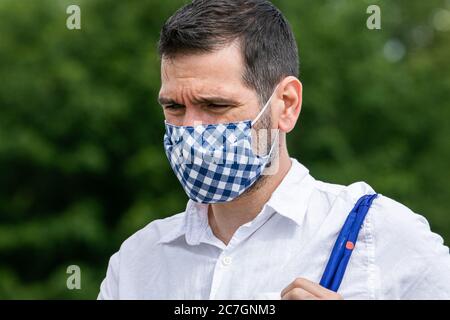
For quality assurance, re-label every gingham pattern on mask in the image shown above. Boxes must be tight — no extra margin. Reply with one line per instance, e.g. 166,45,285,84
163,120,272,203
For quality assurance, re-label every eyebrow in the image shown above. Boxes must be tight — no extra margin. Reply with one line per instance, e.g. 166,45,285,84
157,95,240,106
157,96,179,106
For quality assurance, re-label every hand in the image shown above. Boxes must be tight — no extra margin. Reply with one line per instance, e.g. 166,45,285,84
280,277,343,300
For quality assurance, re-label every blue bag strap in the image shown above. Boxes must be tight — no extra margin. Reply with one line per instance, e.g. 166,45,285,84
319,193,378,292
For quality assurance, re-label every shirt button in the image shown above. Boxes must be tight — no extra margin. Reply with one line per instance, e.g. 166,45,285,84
222,256,232,266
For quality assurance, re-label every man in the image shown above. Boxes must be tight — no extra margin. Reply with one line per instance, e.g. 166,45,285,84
98,0,450,299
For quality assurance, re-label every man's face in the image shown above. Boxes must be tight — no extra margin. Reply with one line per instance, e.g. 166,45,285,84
158,42,262,127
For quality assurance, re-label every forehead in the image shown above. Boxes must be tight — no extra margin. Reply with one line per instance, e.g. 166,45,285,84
160,42,246,95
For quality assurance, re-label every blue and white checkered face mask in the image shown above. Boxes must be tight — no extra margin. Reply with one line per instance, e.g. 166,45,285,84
163,88,279,203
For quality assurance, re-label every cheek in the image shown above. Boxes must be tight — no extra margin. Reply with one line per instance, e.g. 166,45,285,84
228,105,259,123
163,109,189,126
164,108,230,127
163,103,260,126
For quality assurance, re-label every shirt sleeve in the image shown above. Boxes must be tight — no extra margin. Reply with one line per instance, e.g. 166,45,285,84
97,251,120,300
372,195,450,299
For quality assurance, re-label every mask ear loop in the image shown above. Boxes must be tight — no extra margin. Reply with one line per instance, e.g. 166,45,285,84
255,124,281,160
259,129,280,171
251,84,280,127
266,128,279,156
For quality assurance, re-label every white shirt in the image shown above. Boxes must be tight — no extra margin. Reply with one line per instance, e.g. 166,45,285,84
98,158,450,299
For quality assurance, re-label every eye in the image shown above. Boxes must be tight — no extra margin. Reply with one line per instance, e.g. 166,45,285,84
207,104,230,109
164,104,185,110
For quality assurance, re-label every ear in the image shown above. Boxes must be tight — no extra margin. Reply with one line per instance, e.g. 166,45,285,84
274,76,302,133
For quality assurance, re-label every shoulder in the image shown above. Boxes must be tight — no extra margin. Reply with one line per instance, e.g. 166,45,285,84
312,179,376,207
98,211,187,299
368,194,450,298
313,178,448,258
118,210,187,253
368,194,448,257
314,179,450,298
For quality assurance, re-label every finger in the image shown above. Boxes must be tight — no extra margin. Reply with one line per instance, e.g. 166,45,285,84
292,278,337,298
281,277,341,299
296,279,342,300
280,277,313,297
281,287,318,300
280,279,300,297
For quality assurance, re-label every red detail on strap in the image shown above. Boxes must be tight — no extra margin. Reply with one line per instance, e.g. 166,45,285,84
346,241,355,250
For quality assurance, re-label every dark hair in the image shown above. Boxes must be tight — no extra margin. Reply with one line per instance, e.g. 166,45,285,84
158,0,299,105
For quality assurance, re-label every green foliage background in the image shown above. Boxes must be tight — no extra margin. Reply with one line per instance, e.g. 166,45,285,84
0,0,449,299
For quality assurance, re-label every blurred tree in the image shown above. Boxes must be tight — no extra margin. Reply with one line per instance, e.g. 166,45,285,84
0,0,448,299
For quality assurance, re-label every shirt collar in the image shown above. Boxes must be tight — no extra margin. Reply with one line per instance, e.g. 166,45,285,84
265,157,315,227
157,158,315,245
156,200,208,245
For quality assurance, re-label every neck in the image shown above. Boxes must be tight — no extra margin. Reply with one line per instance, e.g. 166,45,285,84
208,149,292,245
